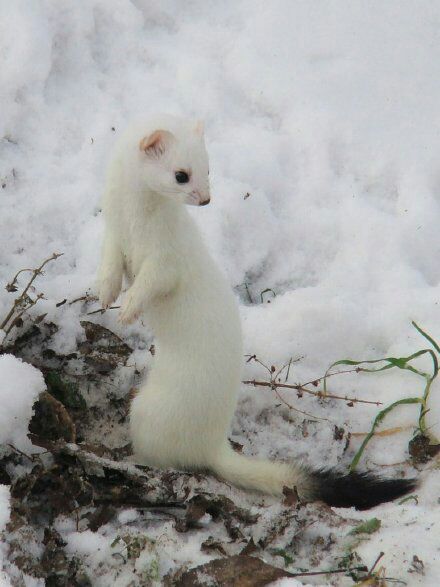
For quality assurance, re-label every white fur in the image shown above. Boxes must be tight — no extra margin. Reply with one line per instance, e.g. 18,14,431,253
98,114,308,497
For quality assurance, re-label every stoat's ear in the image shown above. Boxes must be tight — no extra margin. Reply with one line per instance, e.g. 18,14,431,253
194,120,204,136
139,129,174,158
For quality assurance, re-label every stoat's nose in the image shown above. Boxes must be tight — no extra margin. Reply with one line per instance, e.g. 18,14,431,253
199,198,210,206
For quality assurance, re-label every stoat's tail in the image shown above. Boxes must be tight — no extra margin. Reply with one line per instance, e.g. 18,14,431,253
213,446,416,510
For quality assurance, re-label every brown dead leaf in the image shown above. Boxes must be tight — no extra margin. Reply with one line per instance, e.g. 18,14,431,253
282,485,299,507
172,555,293,586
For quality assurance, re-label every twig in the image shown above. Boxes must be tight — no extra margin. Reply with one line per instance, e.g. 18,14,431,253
7,267,36,284
274,356,303,383
284,357,297,382
3,252,62,321
245,354,272,373
368,551,385,577
291,561,404,584
299,366,364,388
243,379,382,406
3,293,44,338
243,283,253,304
289,566,368,578
87,305,120,315
273,388,332,423
69,294,98,306
0,253,63,345
245,355,378,405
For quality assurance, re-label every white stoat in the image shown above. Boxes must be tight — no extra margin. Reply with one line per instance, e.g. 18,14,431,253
98,114,415,509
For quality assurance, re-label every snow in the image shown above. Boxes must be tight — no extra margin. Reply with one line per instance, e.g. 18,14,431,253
1,0,440,584
336,470,440,586
0,486,11,587
272,581,314,587
0,355,45,451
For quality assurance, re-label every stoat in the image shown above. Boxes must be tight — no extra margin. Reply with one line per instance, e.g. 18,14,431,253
98,114,415,509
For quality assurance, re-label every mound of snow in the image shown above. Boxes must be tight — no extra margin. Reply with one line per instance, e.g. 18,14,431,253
0,354,45,451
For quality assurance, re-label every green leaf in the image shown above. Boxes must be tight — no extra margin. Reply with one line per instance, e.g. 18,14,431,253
412,321,440,354
349,518,381,535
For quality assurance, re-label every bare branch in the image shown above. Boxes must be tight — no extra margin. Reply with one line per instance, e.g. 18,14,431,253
243,379,382,406
273,387,333,422
0,252,63,346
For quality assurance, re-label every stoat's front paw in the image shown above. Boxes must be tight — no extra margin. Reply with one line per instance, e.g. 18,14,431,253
119,293,141,325
98,274,121,309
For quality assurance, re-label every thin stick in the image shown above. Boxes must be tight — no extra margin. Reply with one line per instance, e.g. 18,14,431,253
245,355,373,404
288,566,368,578
15,253,61,306
87,305,121,315
368,551,385,577
300,367,364,388
243,379,382,406
274,356,303,382
273,388,332,423
7,268,35,283
3,293,44,337
245,355,272,374
1,252,63,331
244,283,253,304
69,294,98,305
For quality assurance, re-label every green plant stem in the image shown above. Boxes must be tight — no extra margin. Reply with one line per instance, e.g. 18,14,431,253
350,397,423,472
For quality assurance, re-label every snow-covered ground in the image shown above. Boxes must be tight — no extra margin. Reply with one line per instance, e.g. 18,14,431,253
1,1,440,585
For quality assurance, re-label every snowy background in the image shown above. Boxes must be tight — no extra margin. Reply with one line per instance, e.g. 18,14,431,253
1,1,440,585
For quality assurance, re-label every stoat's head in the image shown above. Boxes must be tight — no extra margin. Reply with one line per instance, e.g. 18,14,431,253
137,118,210,207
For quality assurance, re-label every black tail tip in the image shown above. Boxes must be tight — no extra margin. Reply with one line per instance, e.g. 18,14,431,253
310,469,417,510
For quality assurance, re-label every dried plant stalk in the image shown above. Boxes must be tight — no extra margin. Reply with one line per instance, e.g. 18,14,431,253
0,252,63,347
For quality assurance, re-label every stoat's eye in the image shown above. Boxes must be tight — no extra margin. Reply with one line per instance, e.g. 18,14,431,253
175,170,190,184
